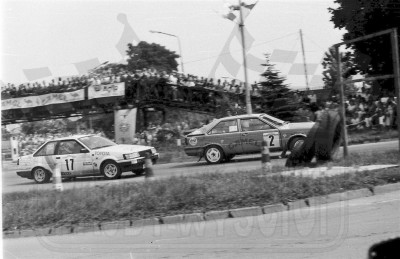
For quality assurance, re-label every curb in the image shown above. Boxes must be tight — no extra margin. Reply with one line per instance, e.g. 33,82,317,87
204,210,230,221
229,206,263,218
4,182,400,239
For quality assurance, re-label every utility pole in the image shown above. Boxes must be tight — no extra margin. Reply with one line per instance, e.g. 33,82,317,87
238,0,252,115
390,28,400,153
336,45,349,158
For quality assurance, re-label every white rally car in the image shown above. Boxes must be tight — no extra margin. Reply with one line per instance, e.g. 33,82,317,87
16,135,159,183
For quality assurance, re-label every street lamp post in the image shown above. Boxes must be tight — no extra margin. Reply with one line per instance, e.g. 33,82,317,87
149,30,185,74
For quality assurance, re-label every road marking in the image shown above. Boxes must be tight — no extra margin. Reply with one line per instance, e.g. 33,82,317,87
154,237,187,243
373,197,400,204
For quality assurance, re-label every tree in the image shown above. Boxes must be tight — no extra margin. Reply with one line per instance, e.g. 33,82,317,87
321,47,357,95
329,0,400,93
94,63,127,75
21,119,68,135
126,41,179,73
255,54,300,121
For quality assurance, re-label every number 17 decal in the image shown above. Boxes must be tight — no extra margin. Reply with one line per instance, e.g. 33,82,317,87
263,132,280,147
65,159,74,171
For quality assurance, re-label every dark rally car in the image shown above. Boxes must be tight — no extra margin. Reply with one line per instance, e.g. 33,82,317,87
183,113,314,164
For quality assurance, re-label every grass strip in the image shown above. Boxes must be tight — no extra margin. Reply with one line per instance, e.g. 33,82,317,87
3,151,399,231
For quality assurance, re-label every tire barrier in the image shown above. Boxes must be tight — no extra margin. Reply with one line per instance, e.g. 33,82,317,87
285,110,343,167
261,140,272,173
144,152,154,178
314,110,342,162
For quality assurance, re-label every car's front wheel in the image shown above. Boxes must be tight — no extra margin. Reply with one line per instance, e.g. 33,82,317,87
289,137,305,152
204,146,224,164
32,167,51,184
101,161,121,180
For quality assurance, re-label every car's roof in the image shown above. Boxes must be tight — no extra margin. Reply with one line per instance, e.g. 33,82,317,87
218,113,265,120
47,134,95,141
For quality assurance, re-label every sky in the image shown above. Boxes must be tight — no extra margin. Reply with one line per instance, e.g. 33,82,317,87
1,0,345,89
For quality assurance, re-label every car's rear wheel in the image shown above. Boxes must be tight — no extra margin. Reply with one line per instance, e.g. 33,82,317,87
101,161,121,180
204,146,224,164
32,167,51,184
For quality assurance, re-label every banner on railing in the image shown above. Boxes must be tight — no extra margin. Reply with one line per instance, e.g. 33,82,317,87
114,108,137,144
88,82,125,100
1,89,85,110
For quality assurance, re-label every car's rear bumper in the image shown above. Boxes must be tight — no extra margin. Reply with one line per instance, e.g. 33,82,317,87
17,171,32,179
118,153,159,172
184,147,204,157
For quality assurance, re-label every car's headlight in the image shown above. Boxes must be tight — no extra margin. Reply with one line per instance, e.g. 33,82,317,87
123,152,140,159
150,148,157,154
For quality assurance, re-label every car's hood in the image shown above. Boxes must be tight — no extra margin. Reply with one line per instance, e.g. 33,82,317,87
96,145,153,153
19,154,34,159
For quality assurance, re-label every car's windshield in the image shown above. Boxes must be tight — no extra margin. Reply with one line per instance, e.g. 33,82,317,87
262,115,286,126
78,135,117,150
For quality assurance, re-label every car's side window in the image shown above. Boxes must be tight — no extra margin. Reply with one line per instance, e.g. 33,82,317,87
57,140,84,155
241,118,272,131
209,120,238,134
34,142,57,156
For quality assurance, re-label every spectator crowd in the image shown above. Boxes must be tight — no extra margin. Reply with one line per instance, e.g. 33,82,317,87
1,66,261,100
294,87,398,131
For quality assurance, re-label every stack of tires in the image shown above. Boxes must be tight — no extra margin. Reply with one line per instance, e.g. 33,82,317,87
285,110,343,167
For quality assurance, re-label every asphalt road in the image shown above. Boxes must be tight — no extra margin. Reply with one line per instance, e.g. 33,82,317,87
3,190,400,258
1,140,399,193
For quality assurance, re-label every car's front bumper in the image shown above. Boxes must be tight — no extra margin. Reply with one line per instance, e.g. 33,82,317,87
118,153,159,172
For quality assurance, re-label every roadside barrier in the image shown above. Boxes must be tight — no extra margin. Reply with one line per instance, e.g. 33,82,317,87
286,110,343,167
144,152,154,178
261,140,272,173
53,160,63,191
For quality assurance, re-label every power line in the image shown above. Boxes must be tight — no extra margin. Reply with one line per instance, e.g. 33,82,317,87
183,31,299,65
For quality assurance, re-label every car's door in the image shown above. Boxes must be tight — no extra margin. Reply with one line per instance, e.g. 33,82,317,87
239,117,282,153
33,141,58,170
56,140,93,176
206,119,243,155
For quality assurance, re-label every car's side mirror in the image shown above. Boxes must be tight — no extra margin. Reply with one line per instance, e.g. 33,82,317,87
80,148,89,153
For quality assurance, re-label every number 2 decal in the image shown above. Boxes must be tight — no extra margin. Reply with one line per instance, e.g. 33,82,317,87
65,159,74,171
263,132,280,148
268,135,275,146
